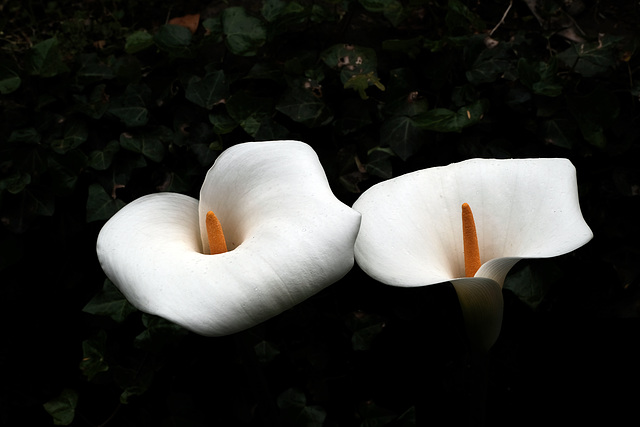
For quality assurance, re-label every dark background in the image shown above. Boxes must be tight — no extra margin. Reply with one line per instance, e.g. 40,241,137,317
1,1,638,425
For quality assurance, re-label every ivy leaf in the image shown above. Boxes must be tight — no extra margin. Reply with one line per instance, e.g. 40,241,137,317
83,279,137,323
75,53,115,85
344,72,386,99
566,84,619,148
73,84,110,119
226,91,275,136
86,183,125,222
134,314,188,351
154,24,193,57
25,37,69,77
88,140,120,170
222,7,267,56
540,118,577,149
113,364,155,404
209,112,238,135
413,99,487,133
79,330,109,381
346,310,386,351
43,389,78,426
1,172,31,194
185,70,229,109
125,30,155,54
50,119,88,154
359,0,405,26
108,84,149,127
119,127,170,162
365,148,393,179
557,35,623,78
254,340,281,363
276,78,333,127
504,261,563,310
380,115,424,160
358,401,397,426
277,388,327,427
0,63,21,94
517,57,563,97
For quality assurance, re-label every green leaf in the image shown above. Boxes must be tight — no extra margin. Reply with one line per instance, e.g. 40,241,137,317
50,119,88,154
73,84,110,119
225,91,275,136
8,127,40,144
209,112,238,134
47,153,85,195
0,64,21,94
380,115,425,161
344,71,386,99
504,261,562,310
154,24,193,57
413,99,487,133
566,84,619,148
108,85,149,127
517,57,563,97
321,44,380,82
382,36,425,59
185,70,229,109
261,0,288,22
75,53,115,84
24,188,55,216
540,118,577,149
1,172,31,194
254,340,280,363
446,0,485,33
222,7,267,56
557,35,622,77
114,364,155,404
79,330,109,381
465,41,512,85
365,148,393,179
119,127,169,162
346,311,386,351
26,37,69,77
83,279,137,323
125,30,155,54
277,388,327,427
88,140,120,170
43,389,78,426
134,314,188,351
358,401,397,426
276,78,333,127
86,183,125,222
359,0,405,26
333,98,373,135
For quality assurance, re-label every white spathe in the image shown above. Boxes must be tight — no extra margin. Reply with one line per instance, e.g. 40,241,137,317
352,158,592,351
96,140,362,336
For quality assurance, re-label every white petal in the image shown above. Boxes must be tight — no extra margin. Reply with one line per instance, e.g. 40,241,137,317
97,141,361,336
451,278,503,353
353,158,592,287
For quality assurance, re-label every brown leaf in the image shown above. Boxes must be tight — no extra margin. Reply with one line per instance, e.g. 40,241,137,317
169,13,200,34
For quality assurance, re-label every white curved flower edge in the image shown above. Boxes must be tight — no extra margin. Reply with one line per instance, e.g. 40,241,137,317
97,141,362,336
353,158,593,352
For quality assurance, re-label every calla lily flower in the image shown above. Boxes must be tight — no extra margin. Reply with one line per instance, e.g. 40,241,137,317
96,140,361,336
352,158,592,352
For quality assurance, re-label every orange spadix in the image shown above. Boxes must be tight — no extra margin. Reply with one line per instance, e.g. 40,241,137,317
461,203,481,277
206,211,228,255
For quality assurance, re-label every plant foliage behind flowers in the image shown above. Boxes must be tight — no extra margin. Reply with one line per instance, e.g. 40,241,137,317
1,0,638,425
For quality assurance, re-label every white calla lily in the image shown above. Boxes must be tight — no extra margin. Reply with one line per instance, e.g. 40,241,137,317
96,140,361,336
353,158,592,352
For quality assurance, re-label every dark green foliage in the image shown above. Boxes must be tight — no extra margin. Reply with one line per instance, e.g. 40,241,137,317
2,0,639,426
